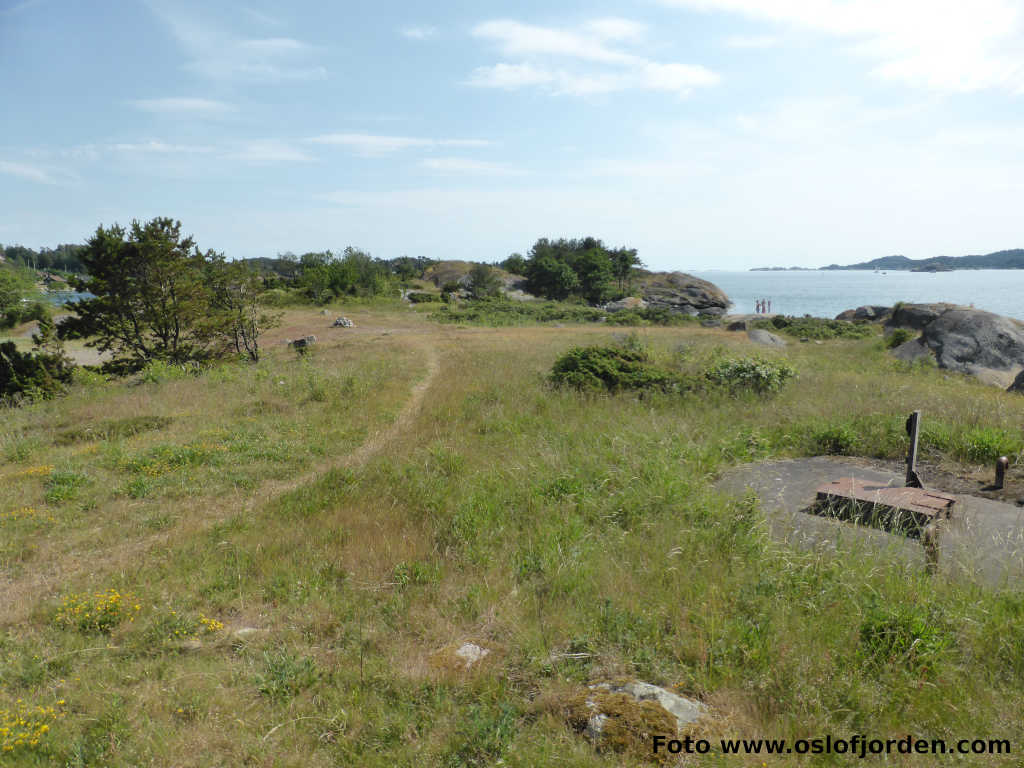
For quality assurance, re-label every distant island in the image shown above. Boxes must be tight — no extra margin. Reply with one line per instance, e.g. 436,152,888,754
749,266,816,271
750,248,1024,272
818,249,1024,271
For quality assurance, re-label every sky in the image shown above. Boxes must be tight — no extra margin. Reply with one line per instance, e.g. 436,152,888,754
2,0,1024,271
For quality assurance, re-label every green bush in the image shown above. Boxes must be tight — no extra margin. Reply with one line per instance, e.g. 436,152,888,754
406,291,441,303
704,356,796,394
550,346,687,393
753,315,876,340
429,298,696,327
0,340,74,403
885,328,916,348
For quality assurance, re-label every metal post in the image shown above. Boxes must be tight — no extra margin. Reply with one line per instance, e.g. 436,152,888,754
905,410,922,488
995,456,1009,489
922,522,940,575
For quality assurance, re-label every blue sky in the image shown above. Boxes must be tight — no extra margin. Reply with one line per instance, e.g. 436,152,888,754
3,0,1024,270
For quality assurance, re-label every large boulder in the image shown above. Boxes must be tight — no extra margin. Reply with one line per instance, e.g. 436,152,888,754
1009,370,1024,394
747,329,787,348
605,296,648,312
855,305,893,322
885,303,959,332
641,272,730,316
920,308,1024,388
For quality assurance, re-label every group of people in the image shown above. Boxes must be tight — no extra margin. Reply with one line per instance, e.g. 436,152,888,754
755,298,772,314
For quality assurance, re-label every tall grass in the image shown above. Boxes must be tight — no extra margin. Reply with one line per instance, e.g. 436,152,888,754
0,312,1022,765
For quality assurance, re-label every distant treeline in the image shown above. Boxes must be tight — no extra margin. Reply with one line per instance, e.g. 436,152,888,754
241,251,438,303
2,243,89,273
821,249,1024,271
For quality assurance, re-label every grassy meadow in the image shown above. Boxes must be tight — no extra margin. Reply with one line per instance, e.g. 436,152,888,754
2,301,1024,766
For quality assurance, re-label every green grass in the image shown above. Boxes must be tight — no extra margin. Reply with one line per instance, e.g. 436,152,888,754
0,309,1022,765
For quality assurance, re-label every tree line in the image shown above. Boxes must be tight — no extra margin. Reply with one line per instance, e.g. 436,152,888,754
497,237,643,304
1,243,88,273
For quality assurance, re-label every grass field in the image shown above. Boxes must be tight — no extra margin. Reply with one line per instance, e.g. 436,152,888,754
1,302,1023,766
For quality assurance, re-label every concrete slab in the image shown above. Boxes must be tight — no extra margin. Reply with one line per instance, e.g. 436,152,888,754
715,457,1024,587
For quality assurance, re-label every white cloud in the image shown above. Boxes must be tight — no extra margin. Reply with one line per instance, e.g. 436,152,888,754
724,34,779,48
227,140,313,164
0,160,56,184
401,25,437,40
663,0,1024,92
131,97,234,115
469,18,719,96
109,140,215,154
147,2,326,83
306,133,492,156
419,157,522,175
467,63,555,89
584,18,647,42
472,19,635,64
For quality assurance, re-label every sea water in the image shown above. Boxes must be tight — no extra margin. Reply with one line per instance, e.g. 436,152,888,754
691,270,1024,322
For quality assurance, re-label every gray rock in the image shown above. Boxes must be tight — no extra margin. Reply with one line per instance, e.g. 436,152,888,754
890,336,932,363
641,272,730,316
605,296,648,312
885,302,958,332
834,309,857,321
1010,370,1024,394
747,329,787,347
231,627,265,642
727,320,747,331
854,305,893,322
454,642,490,668
590,681,706,732
332,316,354,328
921,308,1024,389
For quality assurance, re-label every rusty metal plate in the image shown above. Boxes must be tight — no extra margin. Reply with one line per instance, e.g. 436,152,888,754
814,477,956,536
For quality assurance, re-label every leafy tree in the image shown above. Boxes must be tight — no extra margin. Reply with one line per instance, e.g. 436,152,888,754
208,259,282,362
501,253,527,275
521,237,635,303
573,249,615,304
467,263,503,300
609,247,643,293
524,254,579,301
59,218,225,372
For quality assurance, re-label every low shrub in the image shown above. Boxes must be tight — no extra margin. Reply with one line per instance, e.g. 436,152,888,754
429,298,698,327
885,328,916,348
753,315,876,340
550,346,687,393
0,341,75,403
54,588,141,633
406,291,441,303
704,356,796,394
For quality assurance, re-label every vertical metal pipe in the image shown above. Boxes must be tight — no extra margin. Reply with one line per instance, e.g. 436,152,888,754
905,410,922,488
995,456,1009,489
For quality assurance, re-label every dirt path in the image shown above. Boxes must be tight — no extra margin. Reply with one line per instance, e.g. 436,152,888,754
0,335,441,624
